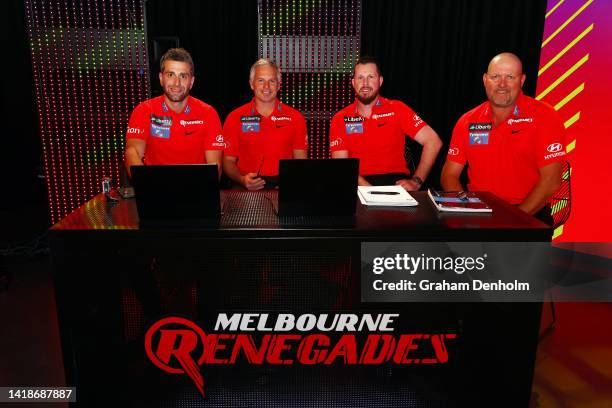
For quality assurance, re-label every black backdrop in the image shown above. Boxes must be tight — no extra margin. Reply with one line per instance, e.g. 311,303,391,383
5,0,547,212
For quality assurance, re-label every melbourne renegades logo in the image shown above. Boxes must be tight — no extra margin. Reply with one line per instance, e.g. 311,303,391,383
145,314,457,398
145,317,207,396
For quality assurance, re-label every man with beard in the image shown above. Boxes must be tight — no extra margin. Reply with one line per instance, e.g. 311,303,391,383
329,56,442,190
222,59,308,190
124,48,224,177
441,53,566,223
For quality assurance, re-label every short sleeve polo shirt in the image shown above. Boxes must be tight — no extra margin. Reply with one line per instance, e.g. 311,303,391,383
329,97,427,176
126,95,224,165
223,99,308,176
446,93,566,204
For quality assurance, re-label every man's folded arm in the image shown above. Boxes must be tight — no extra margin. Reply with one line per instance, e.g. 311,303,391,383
518,162,562,215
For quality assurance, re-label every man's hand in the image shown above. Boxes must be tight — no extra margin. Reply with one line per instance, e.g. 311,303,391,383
241,173,266,190
396,178,420,191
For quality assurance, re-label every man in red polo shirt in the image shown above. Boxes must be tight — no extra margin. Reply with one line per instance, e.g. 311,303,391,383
329,56,442,190
124,48,224,176
441,53,566,223
223,59,308,190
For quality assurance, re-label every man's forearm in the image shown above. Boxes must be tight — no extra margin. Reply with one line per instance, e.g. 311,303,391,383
440,175,463,191
518,179,560,215
412,139,442,182
223,159,244,185
124,147,144,177
358,176,371,186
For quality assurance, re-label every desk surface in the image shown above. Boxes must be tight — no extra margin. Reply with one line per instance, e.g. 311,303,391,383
49,190,548,406
51,190,550,240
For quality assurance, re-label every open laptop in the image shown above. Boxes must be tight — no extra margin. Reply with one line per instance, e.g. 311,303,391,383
131,164,220,228
278,159,359,220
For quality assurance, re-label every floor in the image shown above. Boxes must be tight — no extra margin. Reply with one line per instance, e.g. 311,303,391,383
1,204,611,407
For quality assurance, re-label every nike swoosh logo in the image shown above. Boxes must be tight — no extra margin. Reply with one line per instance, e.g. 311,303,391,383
511,130,522,134
186,131,195,135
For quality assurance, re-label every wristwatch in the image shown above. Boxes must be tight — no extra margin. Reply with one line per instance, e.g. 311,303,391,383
411,176,423,186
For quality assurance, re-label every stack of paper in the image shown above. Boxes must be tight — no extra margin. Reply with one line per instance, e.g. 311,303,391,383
357,185,418,207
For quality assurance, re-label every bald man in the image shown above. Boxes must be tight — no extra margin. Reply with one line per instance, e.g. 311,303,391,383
441,53,567,224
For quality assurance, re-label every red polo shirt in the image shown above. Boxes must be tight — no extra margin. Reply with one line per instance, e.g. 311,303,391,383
447,93,566,204
329,97,427,175
126,95,224,165
223,99,308,176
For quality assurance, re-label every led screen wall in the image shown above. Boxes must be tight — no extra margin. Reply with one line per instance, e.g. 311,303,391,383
258,0,361,159
25,0,149,223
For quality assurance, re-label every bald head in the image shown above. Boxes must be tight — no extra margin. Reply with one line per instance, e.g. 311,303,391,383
483,52,526,109
487,53,523,76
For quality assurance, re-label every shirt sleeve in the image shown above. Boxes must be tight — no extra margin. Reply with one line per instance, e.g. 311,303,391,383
535,104,567,167
222,111,240,157
292,111,308,150
204,107,224,151
329,113,346,152
396,101,428,139
126,102,150,141
447,115,468,165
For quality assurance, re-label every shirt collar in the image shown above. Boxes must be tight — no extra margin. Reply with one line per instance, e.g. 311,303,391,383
484,92,525,118
161,96,191,115
353,96,386,116
249,98,282,116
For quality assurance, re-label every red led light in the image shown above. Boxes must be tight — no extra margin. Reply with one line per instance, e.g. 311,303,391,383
25,0,149,223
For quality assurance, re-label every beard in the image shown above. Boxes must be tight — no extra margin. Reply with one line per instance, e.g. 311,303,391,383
164,86,188,103
356,90,378,105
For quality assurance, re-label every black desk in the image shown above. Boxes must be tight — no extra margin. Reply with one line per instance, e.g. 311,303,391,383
50,191,550,407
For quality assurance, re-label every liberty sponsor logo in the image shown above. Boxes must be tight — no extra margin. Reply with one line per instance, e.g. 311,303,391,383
150,114,172,127
145,314,456,398
180,119,204,126
240,115,261,122
507,118,533,125
468,123,492,131
344,116,364,123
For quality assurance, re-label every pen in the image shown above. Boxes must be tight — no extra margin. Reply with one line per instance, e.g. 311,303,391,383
256,156,265,177
368,191,400,195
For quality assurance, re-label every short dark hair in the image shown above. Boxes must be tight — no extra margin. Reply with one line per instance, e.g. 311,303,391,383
160,48,194,74
354,55,382,75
